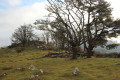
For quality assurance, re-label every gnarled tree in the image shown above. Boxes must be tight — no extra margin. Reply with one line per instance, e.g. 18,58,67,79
35,0,120,59
46,0,119,58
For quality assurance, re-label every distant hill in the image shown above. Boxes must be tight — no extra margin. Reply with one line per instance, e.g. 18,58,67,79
94,46,120,53
94,40,120,53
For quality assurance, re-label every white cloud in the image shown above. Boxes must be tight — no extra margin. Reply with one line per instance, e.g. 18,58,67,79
0,2,48,47
8,0,22,6
108,36,120,44
0,0,22,7
105,0,120,44
105,0,120,19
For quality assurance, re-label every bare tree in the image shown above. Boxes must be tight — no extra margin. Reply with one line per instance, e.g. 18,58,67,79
11,24,35,47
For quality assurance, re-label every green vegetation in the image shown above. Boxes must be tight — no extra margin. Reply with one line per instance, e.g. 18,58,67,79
0,48,120,80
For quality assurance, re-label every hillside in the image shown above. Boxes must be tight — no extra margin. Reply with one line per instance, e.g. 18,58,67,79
0,48,120,80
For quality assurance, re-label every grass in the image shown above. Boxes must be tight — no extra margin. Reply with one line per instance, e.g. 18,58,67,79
0,48,120,80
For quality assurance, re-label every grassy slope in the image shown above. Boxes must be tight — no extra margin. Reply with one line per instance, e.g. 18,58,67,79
0,48,120,80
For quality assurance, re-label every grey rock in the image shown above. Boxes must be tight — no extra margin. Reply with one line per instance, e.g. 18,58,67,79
40,69,44,74
73,67,79,76
29,75,35,79
29,75,40,80
29,65,36,70
16,66,25,71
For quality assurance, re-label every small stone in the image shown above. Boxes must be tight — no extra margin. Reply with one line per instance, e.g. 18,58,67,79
29,75,35,79
40,69,44,74
73,67,79,76
29,75,40,80
16,66,25,71
29,65,36,70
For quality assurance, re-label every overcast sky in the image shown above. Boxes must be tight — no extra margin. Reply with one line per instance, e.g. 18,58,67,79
0,0,120,47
